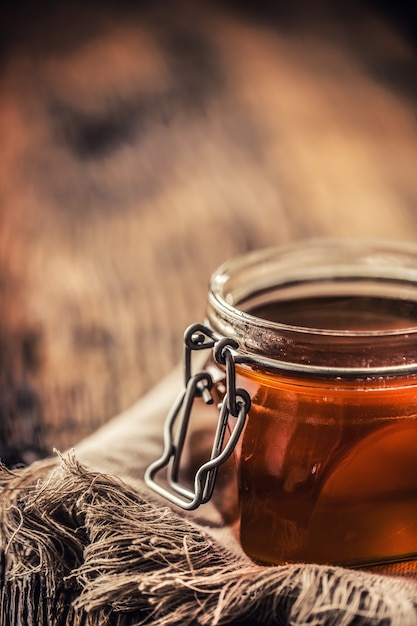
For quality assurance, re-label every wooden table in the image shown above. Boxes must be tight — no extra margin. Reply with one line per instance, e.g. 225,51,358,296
1,0,417,464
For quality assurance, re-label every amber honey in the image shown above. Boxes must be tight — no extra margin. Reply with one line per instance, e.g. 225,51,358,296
204,237,417,568
147,240,417,568
232,295,417,566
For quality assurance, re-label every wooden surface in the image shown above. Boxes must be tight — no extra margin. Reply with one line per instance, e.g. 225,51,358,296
1,0,417,465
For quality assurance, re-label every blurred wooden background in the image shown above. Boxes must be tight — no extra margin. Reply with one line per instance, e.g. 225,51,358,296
1,0,417,465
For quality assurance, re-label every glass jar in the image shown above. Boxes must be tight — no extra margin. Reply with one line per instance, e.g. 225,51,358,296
146,239,417,568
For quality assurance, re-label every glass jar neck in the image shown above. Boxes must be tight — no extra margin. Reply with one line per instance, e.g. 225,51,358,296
205,240,417,376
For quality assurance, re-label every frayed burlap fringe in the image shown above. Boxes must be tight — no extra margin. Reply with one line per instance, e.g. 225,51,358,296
1,453,417,626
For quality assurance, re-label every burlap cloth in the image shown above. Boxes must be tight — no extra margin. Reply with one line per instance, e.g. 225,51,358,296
2,362,417,625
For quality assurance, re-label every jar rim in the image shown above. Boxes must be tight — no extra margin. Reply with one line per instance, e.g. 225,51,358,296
206,239,417,373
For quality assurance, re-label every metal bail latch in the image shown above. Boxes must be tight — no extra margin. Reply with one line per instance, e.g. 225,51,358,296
145,323,251,510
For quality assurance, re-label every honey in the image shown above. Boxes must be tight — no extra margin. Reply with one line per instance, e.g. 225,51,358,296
146,240,417,568
235,295,417,566
249,294,417,331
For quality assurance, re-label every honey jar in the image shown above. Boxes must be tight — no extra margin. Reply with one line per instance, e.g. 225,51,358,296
146,240,417,567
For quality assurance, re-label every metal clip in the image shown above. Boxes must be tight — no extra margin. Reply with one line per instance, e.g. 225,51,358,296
145,323,251,510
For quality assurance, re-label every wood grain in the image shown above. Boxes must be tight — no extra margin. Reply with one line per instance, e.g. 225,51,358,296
1,0,417,464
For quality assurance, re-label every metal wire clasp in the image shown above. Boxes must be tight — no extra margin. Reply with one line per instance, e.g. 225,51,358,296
145,323,251,510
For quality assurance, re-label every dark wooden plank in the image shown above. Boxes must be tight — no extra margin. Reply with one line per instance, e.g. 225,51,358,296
1,0,417,464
